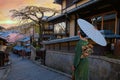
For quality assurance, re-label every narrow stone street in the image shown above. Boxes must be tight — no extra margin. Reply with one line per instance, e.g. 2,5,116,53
6,53,71,80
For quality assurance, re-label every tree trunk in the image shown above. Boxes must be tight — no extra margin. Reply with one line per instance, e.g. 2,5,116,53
38,24,42,43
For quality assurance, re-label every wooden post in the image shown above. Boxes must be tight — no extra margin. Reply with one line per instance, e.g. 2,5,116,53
101,15,104,30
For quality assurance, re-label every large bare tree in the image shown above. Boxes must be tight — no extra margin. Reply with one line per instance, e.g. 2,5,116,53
10,6,59,42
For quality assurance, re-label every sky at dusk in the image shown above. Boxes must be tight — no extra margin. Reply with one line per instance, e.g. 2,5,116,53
0,0,60,28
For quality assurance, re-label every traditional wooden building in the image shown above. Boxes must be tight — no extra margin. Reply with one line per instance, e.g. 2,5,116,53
37,1,120,79
42,22,54,40
43,0,120,55
49,0,120,37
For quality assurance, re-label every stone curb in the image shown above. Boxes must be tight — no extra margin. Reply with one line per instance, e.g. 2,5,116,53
32,60,72,79
1,62,11,80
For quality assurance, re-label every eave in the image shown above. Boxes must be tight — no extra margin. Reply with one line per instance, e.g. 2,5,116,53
53,0,62,5
48,0,120,22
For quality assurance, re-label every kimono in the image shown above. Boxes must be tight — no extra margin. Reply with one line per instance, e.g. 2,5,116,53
73,39,93,80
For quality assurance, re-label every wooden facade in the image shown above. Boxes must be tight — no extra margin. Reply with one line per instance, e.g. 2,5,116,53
49,0,120,37
43,0,120,55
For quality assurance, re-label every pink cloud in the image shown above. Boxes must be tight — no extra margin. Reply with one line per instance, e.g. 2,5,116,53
0,0,60,28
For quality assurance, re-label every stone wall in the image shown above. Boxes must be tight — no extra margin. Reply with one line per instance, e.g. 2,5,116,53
45,50,74,74
45,50,120,80
89,56,120,80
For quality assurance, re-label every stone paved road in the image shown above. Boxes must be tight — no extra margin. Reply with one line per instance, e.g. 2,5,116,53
6,53,71,80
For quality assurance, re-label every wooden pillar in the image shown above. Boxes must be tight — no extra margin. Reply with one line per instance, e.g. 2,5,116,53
116,11,120,35
70,15,76,36
114,13,117,45
101,15,104,30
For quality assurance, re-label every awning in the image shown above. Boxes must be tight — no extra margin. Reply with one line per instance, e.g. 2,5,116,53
13,45,23,51
19,36,30,42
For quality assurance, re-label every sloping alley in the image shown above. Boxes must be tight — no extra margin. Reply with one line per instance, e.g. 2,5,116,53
6,53,71,80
